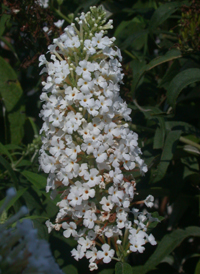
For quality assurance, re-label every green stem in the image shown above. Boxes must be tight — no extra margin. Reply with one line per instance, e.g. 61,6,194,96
55,9,71,24
133,99,151,112
129,123,155,133
123,50,137,60
2,104,8,144
179,136,200,150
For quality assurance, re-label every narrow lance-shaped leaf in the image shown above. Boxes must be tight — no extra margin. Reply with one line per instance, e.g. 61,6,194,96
0,57,25,144
0,57,23,112
153,117,166,149
131,49,182,97
152,130,182,183
0,155,18,185
195,259,200,274
21,170,47,195
0,142,13,162
166,68,200,109
0,187,27,210
149,1,188,30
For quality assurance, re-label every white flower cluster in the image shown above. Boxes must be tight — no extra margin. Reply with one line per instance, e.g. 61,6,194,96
0,188,63,274
39,6,158,271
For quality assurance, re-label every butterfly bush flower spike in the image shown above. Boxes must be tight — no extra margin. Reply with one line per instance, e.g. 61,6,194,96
39,6,159,271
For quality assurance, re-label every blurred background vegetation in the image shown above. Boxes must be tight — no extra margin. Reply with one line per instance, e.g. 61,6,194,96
0,0,200,273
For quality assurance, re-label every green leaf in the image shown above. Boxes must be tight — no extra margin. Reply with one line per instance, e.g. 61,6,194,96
0,37,18,60
15,159,32,167
167,195,192,229
0,142,12,162
195,259,200,274
158,60,181,90
115,262,132,274
8,108,26,145
98,269,114,274
153,117,166,149
132,226,200,274
150,9,173,30
149,2,188,30
0,14,10,37
4,144,22,150
21,170,46,193
21,215,49,220
166,68,200,109
28,117,39,136
0,57,25,144
61,264,78,274
11,215,49,228
165,121,199,135
0,187,27,210
131,49,182,96
0,155,18,184
0,56,23,112
152,130,182,183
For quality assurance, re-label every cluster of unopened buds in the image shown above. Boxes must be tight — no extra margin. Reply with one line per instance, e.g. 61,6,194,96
39,6,158,271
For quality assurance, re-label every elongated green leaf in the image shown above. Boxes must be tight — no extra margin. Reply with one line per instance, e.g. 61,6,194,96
148,50,181,68
149,2,185,29
28,117,39,136
0,57,25,144
8,108,26,144
153,117,166,149
21,170,46,192
132,226,200,274
0,14,10,37
152,130,182,183
0,37,18,59
121,30,148,50
4,144,22,150
131,49,181,95
0,142,12,162
195,259,200,274
0,187,27,210
0,155,18,184
158,60,181,90
22,215,49,220
166,68,200,109
0,57,23,112
115,262,132,274
165,121,200,135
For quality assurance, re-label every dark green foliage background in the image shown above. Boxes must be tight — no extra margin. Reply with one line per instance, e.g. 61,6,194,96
0,0,200,273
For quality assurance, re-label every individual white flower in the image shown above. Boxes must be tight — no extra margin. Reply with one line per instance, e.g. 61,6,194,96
54,20,65,28
144,195,154,208
62,222,77,238
97,243,115,263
